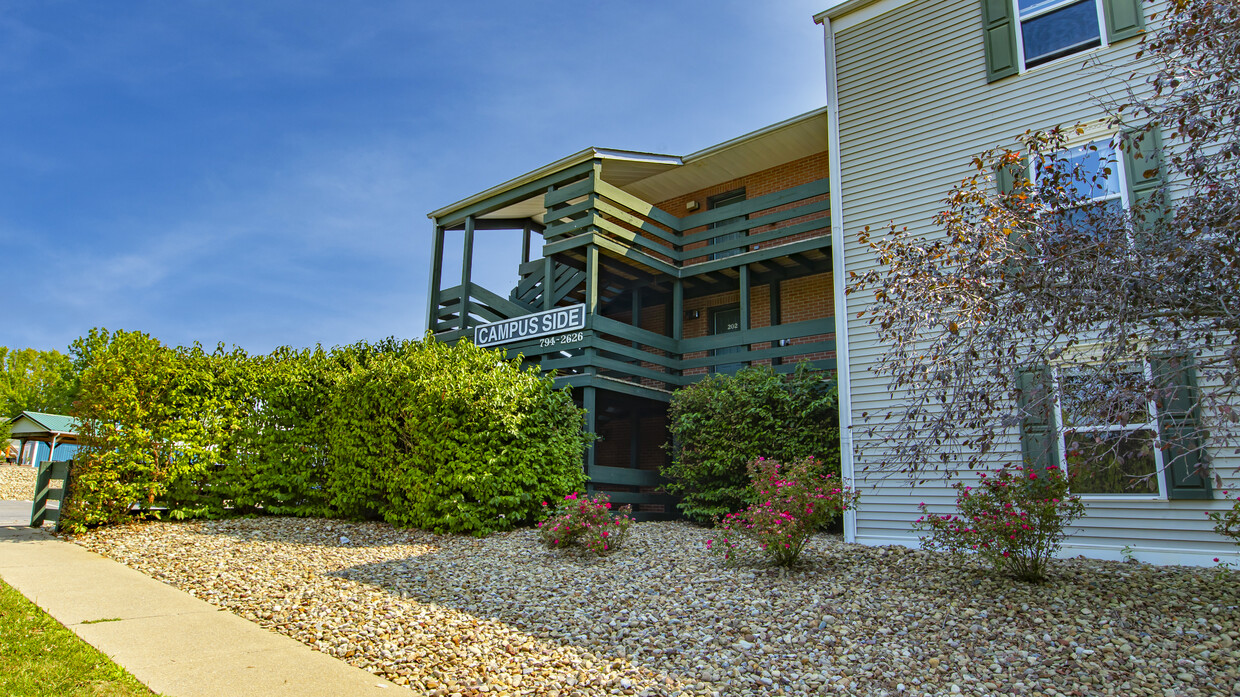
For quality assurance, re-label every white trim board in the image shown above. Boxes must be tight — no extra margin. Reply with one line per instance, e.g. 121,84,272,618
821,14,858,545
852,534,1240,568
815,0,921,33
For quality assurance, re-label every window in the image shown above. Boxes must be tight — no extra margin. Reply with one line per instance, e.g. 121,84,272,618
1034,136,1129,242
982,0,1145,82
1053,364,1162,496
1016,0,1102,68
1018,358,1212,500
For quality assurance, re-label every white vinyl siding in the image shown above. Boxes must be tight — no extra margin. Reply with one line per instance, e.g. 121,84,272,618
832,0,1237,565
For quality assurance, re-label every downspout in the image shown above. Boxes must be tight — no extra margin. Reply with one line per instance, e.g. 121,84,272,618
819,13,858,544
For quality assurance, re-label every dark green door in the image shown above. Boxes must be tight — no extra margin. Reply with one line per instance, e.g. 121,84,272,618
708,189,746,260
712,306,745,374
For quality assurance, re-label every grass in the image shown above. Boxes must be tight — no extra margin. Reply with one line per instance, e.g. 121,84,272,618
0,578,159,697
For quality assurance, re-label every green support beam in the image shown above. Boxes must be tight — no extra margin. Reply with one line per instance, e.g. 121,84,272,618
583,385,597,477
426,224,445,333
460,216,475,331
739,264,750,333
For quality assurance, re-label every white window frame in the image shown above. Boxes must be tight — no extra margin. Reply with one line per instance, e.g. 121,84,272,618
1051,361,1168,501
1013,0,1109,73
1030,134,1131,233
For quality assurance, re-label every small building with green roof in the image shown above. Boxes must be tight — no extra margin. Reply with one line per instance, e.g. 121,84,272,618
5,411,80,465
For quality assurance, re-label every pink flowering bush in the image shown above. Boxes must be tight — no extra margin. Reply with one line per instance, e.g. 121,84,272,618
1207,490,1240,544
914,464,1085,582
707,457,858,567
536,492,634,556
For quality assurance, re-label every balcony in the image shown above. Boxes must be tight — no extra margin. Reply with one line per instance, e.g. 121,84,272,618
425,109,834,516
431,164,834,400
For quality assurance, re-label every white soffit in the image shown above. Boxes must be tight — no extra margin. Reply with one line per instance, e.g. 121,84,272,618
620,108,830,204
436,108,830,224
431,148,681,223
814,0,918,32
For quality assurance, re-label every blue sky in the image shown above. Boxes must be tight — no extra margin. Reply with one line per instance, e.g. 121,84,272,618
2,1,827,354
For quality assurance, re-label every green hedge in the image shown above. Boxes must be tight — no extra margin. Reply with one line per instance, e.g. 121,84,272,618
62,331,590,535
662,363,841,524
325,339,589,533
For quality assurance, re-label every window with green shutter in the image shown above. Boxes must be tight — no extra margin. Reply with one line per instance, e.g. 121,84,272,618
983,0,1145,82
1017,359,1212,499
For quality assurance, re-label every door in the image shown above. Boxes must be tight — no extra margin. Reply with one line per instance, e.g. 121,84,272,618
711,306,745,374
707,189,746,260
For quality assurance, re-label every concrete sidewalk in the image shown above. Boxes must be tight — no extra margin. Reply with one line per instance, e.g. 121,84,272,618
0,522,402,697
0,499,31,526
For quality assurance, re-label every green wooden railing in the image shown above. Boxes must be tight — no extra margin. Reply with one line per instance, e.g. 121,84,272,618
30,459,72,531
542,173,830,267
431,169,835,393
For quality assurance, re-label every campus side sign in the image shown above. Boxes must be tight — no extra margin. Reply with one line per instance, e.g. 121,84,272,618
474,304,587,348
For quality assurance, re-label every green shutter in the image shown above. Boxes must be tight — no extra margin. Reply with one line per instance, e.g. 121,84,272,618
1123,128,1169,234
1017,367,1060,470
996,155,1030,195
1103,0,1145,43
1152,357,1212,499
981,0,1019,83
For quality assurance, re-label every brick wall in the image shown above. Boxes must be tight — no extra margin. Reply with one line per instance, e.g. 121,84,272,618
653,151,830,265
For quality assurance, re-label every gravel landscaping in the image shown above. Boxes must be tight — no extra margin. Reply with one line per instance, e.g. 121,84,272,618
0,464,35,501
71,517,1239,697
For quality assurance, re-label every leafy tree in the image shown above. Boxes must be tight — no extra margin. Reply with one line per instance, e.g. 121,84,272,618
847,0,1238,487
663,363,841,523
64,330,222,528
0,346,77,415
0,345,78,456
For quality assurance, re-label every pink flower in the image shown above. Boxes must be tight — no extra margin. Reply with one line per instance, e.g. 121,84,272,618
565,493,578,500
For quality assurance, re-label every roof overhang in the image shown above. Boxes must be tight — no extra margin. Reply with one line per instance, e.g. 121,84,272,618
621,107,829,204
813,0,876,22
427,149,682,223
426,106,830,226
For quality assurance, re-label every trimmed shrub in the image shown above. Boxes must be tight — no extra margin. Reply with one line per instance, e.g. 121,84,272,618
64,331,591,535
707,457,857,567
537,492,634,555
215,346,336,518
663,363,841,523
913,464,1085,582
323,337,591,534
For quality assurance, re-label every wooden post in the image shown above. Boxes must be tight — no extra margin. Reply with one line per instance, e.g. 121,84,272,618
543,186,556,312
631,287,642,349
629,403,641,471
585,244,600,315
460,215,475,332
672,279,684,341
521,220,532,265
427,223,445,334
739,264,751,331
771,278,783,366
585,244,600,375
670,279,684,379
583,386,598,478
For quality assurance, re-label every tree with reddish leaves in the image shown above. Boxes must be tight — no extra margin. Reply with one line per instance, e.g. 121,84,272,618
848,0,1238,495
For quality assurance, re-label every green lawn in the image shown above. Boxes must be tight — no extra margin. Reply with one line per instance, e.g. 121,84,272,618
0,578,158,696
